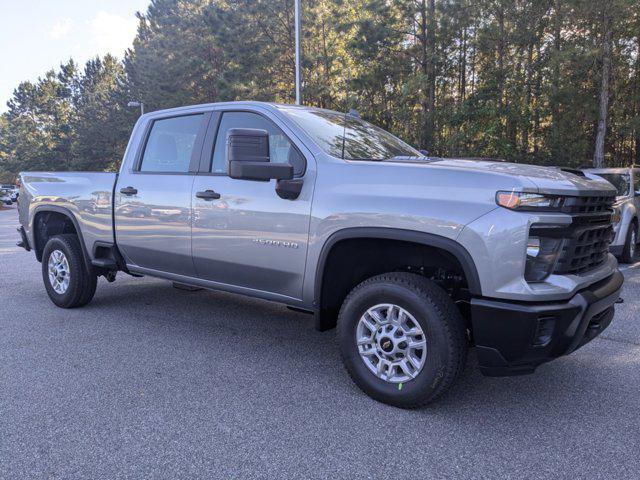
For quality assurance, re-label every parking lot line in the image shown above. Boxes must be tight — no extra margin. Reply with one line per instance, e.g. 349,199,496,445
619,261,640,271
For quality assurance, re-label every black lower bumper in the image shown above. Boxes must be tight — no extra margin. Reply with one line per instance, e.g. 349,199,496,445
471,271,624,376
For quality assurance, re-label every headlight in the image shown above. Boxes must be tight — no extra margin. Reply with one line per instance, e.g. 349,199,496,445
525,235,564,282
611,207,621,224
496,191,564,211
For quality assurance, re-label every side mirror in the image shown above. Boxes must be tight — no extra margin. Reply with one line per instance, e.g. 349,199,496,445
227,128,293,181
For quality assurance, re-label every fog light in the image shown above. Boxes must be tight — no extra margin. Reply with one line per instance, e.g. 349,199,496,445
533,317,555,347
527,237,541,257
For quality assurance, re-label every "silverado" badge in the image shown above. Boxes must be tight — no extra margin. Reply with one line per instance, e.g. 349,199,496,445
253,238,299,249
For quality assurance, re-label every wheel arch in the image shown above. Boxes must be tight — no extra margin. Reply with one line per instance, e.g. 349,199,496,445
32,206,91,269
313,227,481,331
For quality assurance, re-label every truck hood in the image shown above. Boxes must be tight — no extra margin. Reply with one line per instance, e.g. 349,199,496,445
388,158,616,196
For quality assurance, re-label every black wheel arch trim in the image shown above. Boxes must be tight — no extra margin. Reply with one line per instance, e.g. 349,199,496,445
32,205,92,271
313,227,482,307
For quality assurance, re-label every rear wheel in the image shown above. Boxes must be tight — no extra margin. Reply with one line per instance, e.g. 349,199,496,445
337,272,467,408
42,234,97,308
620,221,637,264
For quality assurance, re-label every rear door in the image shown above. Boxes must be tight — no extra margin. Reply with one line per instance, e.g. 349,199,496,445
115,112,210,276
191,108,314,301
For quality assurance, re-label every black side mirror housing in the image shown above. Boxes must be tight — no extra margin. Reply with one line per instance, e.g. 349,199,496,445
227,128,293,181
227,127,270,163
229,161,293,181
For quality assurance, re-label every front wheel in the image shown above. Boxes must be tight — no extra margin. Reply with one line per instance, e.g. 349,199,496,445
42,234,97,308
337,273,467,408
620,222,637,264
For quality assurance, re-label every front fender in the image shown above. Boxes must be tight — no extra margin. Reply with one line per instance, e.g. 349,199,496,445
614,202,637,247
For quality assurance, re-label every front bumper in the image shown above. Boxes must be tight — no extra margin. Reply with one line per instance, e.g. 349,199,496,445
471,270,624,376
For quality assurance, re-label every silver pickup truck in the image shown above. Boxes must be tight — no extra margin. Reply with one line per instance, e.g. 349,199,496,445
17,101,623,407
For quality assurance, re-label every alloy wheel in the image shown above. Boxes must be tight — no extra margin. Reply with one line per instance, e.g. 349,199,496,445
48,249,70,294
355,303,427,383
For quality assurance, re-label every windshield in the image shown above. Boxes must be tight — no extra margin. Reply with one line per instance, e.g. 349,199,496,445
594,173,630,197
278,107,420,160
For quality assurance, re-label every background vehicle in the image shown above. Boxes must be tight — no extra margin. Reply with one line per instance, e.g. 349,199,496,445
1,184,18,203
584,167,639,263
17,101,623,408
1,186,12,205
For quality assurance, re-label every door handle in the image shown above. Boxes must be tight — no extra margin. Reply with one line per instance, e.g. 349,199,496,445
196,189,221,200
120,186,138,195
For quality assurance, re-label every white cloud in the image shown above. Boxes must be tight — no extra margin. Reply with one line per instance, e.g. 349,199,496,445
50,18,73,39
88,11,138,57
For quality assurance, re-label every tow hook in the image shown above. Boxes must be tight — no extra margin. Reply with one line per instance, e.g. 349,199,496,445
615,297,624,304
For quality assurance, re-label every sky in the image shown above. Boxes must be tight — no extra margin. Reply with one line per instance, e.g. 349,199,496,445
0,0,151,112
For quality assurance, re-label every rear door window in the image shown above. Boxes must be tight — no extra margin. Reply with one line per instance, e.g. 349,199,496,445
139,114,205,173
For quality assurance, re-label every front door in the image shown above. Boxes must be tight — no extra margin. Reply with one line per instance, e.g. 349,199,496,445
115,112,209,276
191,109,314,301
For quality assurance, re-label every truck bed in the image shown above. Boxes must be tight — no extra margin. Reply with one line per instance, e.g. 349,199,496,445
19,172,117,259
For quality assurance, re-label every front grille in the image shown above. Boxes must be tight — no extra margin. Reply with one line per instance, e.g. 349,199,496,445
560,195,614,215
554,224,614,275
552,195,615,276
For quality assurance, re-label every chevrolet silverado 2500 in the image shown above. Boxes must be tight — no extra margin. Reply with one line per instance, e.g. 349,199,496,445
17,101,623,407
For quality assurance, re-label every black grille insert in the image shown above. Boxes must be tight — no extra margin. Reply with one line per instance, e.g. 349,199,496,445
556,195,614,275
560,195,614,215
533,194,615,276
554,224,614,275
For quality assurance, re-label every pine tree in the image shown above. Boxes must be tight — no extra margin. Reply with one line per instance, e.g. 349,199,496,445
1,0,639,179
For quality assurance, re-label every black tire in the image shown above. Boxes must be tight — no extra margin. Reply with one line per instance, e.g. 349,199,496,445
337,272,467,408
42,234,97,308
76,267,98,307
620,221,637,264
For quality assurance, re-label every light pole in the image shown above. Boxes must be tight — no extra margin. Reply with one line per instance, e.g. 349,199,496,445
294,0,301,105
127,101,144,115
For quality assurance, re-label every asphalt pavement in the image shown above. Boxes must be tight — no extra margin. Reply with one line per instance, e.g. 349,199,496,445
1,203,639,479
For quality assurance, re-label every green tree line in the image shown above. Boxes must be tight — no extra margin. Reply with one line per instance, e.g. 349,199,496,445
1,0,639,182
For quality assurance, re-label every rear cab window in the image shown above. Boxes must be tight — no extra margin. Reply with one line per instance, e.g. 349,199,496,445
138,114,205,173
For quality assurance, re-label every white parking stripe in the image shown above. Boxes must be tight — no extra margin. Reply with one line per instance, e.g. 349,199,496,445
619,261,640,271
